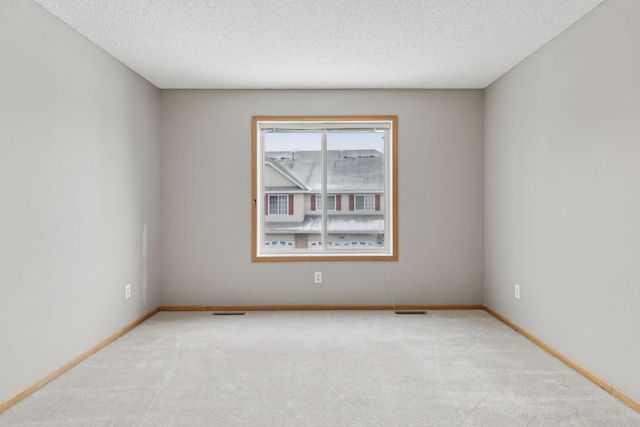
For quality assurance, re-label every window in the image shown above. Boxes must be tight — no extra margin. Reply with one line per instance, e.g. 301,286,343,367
268,195,290,215
315,195,336,211
252,116,398,261
355,195,375,211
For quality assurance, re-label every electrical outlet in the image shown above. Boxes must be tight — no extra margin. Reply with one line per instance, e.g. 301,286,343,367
143,281,148,291
314,272,322,284
515,284,520,299
125,284,131,299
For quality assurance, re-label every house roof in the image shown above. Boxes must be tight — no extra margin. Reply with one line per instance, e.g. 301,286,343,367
265,150,384,193
265,215,384,234
264,186,306,193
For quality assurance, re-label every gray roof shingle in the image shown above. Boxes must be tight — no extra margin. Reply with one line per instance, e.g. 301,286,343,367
265,150,384,192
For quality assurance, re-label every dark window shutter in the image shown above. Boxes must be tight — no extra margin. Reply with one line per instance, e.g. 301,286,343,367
375,194,381,211
336,195,341,211
265,195,268,215
349,195,354,211
311,195,316,211
289,194,294,215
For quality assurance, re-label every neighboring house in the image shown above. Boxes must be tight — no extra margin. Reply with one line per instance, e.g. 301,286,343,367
264,149,385,249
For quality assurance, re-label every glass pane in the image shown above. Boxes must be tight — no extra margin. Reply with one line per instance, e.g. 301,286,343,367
326,131,385,249
364,195,374,210
268,196,277,214
263,132,321,252
326,195,335,211
317,195,336,211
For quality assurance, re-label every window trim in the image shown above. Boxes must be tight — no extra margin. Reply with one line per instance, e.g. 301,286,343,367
252,116,398,262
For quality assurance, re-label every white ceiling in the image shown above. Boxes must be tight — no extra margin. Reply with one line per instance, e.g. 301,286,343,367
33,0,605,89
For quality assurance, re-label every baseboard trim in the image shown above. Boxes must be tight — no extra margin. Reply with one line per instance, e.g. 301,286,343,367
612,387,640,413
158,304,484,312
0,307,160,414
484,306,640,414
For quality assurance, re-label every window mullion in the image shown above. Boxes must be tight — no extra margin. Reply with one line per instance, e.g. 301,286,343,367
321,130,328,250
259,130,265,252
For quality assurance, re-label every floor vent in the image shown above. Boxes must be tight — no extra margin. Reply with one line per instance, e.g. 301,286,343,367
394,310,427,315
213,312,246,316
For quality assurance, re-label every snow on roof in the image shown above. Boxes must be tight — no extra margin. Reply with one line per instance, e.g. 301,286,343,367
265,150,384,192
265,215,384,234
265,186,306,192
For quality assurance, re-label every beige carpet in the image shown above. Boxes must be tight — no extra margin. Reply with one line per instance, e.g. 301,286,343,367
1,310,639,426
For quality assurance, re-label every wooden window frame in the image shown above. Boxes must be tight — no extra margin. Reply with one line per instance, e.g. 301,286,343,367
252,115,398,262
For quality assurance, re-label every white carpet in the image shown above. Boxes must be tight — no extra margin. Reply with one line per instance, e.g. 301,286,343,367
1,310,639,426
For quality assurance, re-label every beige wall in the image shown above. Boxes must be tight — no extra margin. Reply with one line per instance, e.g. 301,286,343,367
485,0,640,402
160,89,484,306
0,0,160,404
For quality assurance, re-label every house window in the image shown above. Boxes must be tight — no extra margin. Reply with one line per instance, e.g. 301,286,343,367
355,195,375,211
315,195,336,211
268,195,289,215
252,116,398,261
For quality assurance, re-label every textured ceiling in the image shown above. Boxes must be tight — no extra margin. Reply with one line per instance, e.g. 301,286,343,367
32,0,605,89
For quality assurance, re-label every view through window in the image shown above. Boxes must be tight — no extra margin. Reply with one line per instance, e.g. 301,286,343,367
252,116,397,261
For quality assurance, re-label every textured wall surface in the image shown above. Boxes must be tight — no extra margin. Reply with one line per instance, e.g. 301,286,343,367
485,0,640,403
0,0,160,404
160,89,484,306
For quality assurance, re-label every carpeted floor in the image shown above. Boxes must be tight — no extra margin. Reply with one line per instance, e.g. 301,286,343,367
1,310,639,426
